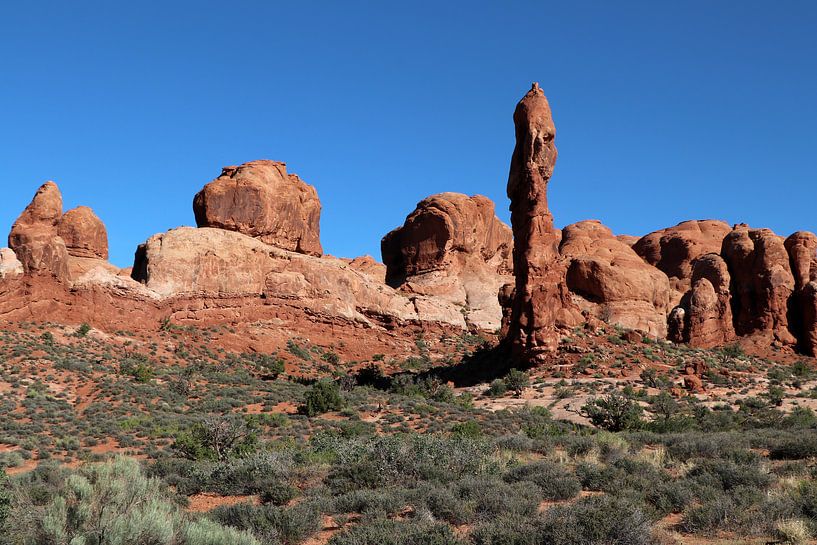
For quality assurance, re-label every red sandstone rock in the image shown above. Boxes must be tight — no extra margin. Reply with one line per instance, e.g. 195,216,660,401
343,255,387,283
721,225,796,345
785,231,817,355
382,192,513,330
504,83,574,360
58,206,108,259
193,160,322,256
633,220,731,298
800,282,817,356
616,235,640,247
8,181,69,280
559,220,671,338
785,232,817,291
669,253,735,347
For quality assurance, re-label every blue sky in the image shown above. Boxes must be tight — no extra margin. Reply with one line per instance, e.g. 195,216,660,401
2,1,816,267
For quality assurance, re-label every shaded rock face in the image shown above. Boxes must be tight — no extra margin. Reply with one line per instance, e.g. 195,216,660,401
504,83,574,360
132,227,469,328
58,206,108,259
8,181,69,280
633,220,731,299
785,232,817,355
193,160,322,256
560,220,671,338
721,225,796,345
669,253,735,347
0,248,23,279
381,192,513,330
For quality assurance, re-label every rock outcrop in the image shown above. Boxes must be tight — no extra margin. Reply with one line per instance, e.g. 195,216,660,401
381,192,513,330
8,181,70,281
668,253,735,347
0,248,23,279
132,226,466,328
503,83,575,361
559,220,671,338
193,160,322,256
785,231,817,355
6,182,117,283
57,206,108,259
721,225,796,345
634,220,731,299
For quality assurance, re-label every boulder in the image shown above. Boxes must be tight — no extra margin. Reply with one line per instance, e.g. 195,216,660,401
58,206,108,259
8,181,69,280
560,220,671,338
721,225,796,345
193,160,322,256
0,248,23,279
633,220,731,298
503,83,575,360
382,192,513,330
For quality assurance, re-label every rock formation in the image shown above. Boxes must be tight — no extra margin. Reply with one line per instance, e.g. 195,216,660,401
0,248,23,279
381,192,513,330
58,206,108,259
8,181,70,281
721,225,796,345
785,231,817,355
668,253,735,347
559,220,671,338
503,83,574,361
132,226,466,327
193,160,322,256
633,220,731,300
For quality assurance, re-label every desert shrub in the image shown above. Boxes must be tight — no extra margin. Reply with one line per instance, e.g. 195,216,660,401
184,518,261,545
331,488,409,519
319,434,508,491
451,420,482,438
6,457,250,545
775,518,812,545
487,379,508,397
504,369,530,396
420,486,472,525
208,501,321,545
503,460,580,500
74,323,92,337
300,380,344,416
770,434,817,460
539,495,652,545
327,519,462,545
687,459,772,491
0,474,9,532
173,416,258,462
454,477,541,521
581,391,644,432
470,514,540,545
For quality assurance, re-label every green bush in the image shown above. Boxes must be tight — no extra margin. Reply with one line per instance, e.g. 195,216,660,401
209,502,321,545
581,391,644,432
487,379,508,397
5,457,252,545
504,369,530,397
300,380,344,416
504,460,580,500
327,519,463,545
539,495,653,545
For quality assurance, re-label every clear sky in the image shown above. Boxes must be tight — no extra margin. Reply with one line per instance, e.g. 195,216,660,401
2,1,816,267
